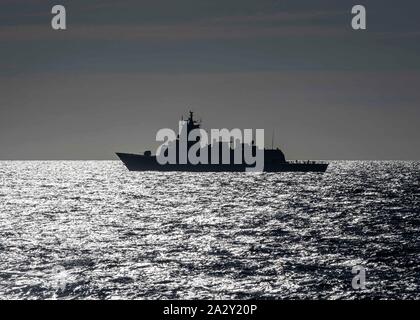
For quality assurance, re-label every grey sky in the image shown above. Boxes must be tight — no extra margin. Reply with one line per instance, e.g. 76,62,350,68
1,0,419,160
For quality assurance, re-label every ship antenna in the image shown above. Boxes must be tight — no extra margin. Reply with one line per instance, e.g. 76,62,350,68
271,129,275,149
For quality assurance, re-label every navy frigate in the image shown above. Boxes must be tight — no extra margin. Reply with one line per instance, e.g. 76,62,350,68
116,111,328,173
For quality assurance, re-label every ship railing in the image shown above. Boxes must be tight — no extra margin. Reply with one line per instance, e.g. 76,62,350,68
287,160,328,164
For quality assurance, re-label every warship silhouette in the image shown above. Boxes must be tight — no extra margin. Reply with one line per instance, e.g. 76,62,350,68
116,112,328,172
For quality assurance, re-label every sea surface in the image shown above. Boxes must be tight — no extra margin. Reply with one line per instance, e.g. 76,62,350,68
0,161,418,300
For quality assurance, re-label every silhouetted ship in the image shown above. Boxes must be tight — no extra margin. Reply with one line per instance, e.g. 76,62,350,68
116,112,328,173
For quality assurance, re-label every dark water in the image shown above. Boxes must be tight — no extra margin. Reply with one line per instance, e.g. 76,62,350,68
0,161,418,299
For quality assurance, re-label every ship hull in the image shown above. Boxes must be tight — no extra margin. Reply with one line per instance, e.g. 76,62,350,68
116,153,328,173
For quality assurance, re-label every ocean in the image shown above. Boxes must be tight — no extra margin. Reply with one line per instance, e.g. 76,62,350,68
0,161,418,299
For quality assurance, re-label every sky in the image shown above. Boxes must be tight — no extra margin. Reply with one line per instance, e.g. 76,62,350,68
0,0,419,160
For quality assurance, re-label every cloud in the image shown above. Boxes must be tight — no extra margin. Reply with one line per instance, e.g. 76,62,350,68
206,11,343,24
0,22,346,42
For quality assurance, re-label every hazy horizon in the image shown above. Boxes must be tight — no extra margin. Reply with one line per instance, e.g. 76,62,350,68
1,0,420,160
